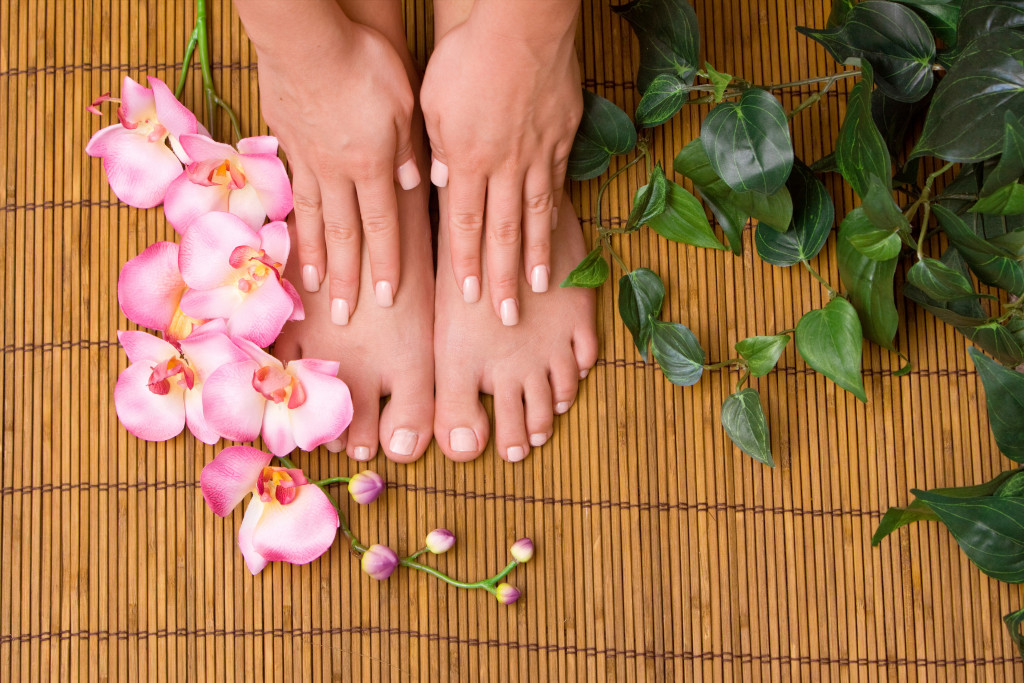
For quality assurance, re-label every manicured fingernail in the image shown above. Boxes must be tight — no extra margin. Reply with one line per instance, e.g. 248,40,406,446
500,298,519,326
529,433,548,447
507,446,527,463
375,281,394,308
430,158,449,187
555,400,572,415
351,446,372,461
301,264,320,293
450,427,477,453
331,298,350,326
324,438,343,453
530,265,549,293
396,159,421,191
579,368,590,379
551,207,559,231
463,276,481,304
389,429,418,457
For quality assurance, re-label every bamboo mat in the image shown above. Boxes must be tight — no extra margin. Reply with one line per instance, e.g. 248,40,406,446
2,0,1023,680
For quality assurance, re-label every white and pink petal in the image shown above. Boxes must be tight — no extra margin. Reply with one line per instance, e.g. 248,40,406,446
200,445,273,517
163,172,230,234
250,484,339,566
118,241,186,331
287,364,352,451
202,360,266,442
114,361,186,442
179,211,260,290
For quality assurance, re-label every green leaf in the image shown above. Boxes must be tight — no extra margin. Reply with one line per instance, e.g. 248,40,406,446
971,183,1024,215
735,335,791,377
897,0,961,45
754,162,836,266
561,246,610,288
990,228,1024,257
903,247,990,327
938,163,1024,239
627,164,669,232
700,88,794,195
618,268,666,360
635,74,689,128
980,111,1024,197
906,257,977,300
997,471,1024,498
703,62,732,103
613,0,700,92
795,297,868,401
647,179,727,250
567,90,638,181
913,30,1024,162
650,320,705,386
828,0,857,26
797,1,936,102
961,323,1024,366
913,488,1024,583
933,204,1024,295
837,209,900,349
871,88,933,159
956,0,1024,50
836,63,892,197
721,388,774,466
1004,605,1024,660
847,176,909,260
970,347,1024,461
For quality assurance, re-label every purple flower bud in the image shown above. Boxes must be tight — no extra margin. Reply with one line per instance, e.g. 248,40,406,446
361,544,399,581
509,537,534,563
348,470,385,505
425,528,456,554
494,582,521,605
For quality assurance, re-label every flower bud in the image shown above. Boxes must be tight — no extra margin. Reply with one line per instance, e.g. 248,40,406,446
494,583,521,605
509,537,534,563
425,528,456,554
361,544,399,581
348,470,385,505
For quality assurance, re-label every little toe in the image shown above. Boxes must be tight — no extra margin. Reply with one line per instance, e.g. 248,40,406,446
434,370,489,462
345,379,383,462
549,350,581,416
379,372,434,464
572,327,599,380
493,377,529,463
523,373,554,450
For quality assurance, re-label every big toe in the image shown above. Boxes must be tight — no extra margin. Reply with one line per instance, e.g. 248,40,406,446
379,370,435,464
434,369,489,462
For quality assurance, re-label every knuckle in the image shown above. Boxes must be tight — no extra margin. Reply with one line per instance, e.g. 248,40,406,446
489,219,521,246
323,221,359,248
352,157,389,182
525,192,554,215
360,214,395,237
490,273,519,293
329,275,357,293
450,211,485,235
293,194,322,215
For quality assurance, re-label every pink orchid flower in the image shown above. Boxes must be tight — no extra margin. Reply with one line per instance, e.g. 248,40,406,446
178,211,304,347
118,240,206,341
200,446,339,575
163,134,292,233
203,338,353,456
85,76,198,208
114,319,249,443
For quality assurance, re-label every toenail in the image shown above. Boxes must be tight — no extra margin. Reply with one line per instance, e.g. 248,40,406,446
324,438,343,453
396,159,421,191
389,429,417,457
301,264,321,293
530,265,550,294
351,446,372,461
430,158,449,187
462,276,481,304
450,427,478,453
555,400,572,415
579,368,590,380
500,298,519,326
331,298,350,326
507,446,527,463
529,433,548,447
375,281,394,308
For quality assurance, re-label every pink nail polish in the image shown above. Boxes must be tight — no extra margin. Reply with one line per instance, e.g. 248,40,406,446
530,265,550,293
450,427,478,453
507,446,527,463
331,298,350,326
396,160,421,191
500,298,519,326
430,158,449,187
463,276,481,304
375,281,394,308
301,264,320,293
529,433,548,447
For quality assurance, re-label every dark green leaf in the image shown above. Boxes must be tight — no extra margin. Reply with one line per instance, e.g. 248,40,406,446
971,183,1024,215
871,87,934,159
981,112,1024,197
828,0,857,26
735,334,791,376
754,162,836,266
938,163,1024,238
847,176,909,259
903,247,990,326
810,151,838,174
795,297,868,401
568,90,638,181
618,268,666,360
933,204,1024,294
700,88,794,195
721,388,774,466
836,63,892,198
703,62,732,103
997,471,1024,498
1004,605,1024,660
837,209,900,349
990,229,1024,257
906,257,977,300
956,0,1024,50
650,320,705,386
635,74,689,128
797,1,936,102
970,346,1024,461
561,246,610,288
627,165,669,232
898,0,961,44
647,179,727,250
961,323,1024,365
613,0,701,92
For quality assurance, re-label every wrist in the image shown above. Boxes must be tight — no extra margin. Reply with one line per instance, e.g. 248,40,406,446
468,0,579,53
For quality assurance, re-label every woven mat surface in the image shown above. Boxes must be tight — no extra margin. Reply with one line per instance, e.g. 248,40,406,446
3,0,1024,680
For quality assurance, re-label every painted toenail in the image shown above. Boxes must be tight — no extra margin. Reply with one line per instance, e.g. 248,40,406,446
450,427,478,453
396,159,421,191
555,400,572,415
500,298,519,326
529,433,548,447
389,429,417,457
301,264,321,293
351,446,372,461
507,446,527,463
324,438,343,453
430,158,449,187
530,265,549,293
331,298,350,326
375,281,394,308
579,368,590,379
462,276,481,304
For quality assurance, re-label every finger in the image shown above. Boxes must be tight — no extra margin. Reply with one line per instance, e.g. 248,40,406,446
550,144,571,232
522,163,553,294
354,168,402,308
485,172,524,325
321,181,362,325
393,114,421,191
445,170,487,304
291,166,326,293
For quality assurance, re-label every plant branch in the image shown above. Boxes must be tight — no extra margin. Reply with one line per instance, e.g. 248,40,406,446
904,161,956,223
686,70,861,106
801,259,838,298
174,22,200,99
194,0,242,141
595,152,647,233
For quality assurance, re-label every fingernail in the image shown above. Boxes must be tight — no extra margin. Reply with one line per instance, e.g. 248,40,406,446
500,298,519,326
530,265,549,293
389,429,418,457
555,400,572,415
396,159,421,191
430,158,449,187
351,446,372,461
331,298,350,326
324,438,343,453
579,368,590,379
463,276,481,304
551,207,559,231
450,427,478,453
507,446,527,463
375,281,394,308
529,433,548,447
301,264,320,293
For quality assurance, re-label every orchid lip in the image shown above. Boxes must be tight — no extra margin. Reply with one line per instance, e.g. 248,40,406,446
252,364,306,408
256,466,300,506
147,357,195,395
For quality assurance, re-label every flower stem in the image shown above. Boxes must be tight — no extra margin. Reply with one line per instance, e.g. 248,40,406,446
904,161,956,224
193,0,242,142
703,358,741,370
399,558,519,593
602,236,630,274
313,476,351,487
276,455,298,469
595,152,647,236
686,70,861,106
174,22,200,99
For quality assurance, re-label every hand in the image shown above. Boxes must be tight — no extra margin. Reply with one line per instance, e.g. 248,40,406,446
420,8,582,324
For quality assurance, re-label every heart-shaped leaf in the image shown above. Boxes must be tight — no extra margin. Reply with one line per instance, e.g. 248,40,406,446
837,209,900,349
933,204,1024,294
700,88,794,195
981,113,1024,196
735,334,791,377
848,179,908,260
956,0,1024,50
614,0,701,92
721,388,774,466
1005,606,1024,660
836,63,892,198
961,323,1024,365
897,0,961,45
618,268,666,360
561,246,610,288
568,90,638,181
795,297,868,402
906,257,977,300
650,320,705,386
971,183,1024,215
635,74,689,128
971,347,1024,461
647,179,727,250
627,164,669,232
703,62,732,103
754,161,835,266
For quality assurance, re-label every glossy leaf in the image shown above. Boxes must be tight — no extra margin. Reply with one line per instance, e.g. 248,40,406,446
754,162,835,266
618,268,666,360
561,246,610,288
938,163,1024,239
795,297,868,402
871,88,933,159
970,347,1024,462
568,90,638,181
614,0,700,92
836,63,892,198
956,0,1024,49
627,164,669,232
828,0,857,26
990,229,1024,258
906,257,976,300
971,183,1024,215
636,74,689,128
933,204,1024,295
898,0,961,44
981,113,1024,197
704,62,732,103
721,388,774,466
647,179,727,250
798,1,936,102
961,323,1024,366
848,177,908,260
735,334,791,377
1004,605,1024,660
650,320,705,386
700,88,794,195
837,209,900,349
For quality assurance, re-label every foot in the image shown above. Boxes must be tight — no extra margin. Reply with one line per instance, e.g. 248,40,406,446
433,196,598,462
274,156,434,464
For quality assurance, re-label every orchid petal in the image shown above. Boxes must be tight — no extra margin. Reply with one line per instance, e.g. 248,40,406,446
258,220,291,266
231,337,280,367
202,360,266,442
89,127,184,208
147,76,198,138
162,172,229,234
250,484,339,566
179,211,260,290
227,184,268,230
281,278,305,322
236,136,278,156
118,241,185,331
290,358,340,377
184,384,220,444
238,495,270,575
287,362,352,451
177,322,248,379
227,277,294,348
261,402,297,457
119,76,155,122
179,285,242,322
117,329,178,364
200,445,273,516
241,154,293,222
114,361,186,441
178,132,236,163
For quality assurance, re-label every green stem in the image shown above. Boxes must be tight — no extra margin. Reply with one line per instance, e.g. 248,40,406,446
686,70,861,106
904,161,956,222
735,369,751,393
399,558,518,593
916,200,932,260
602,236,630,273
276,455,298,469
801,260,838,298
194,0,242,141
595,152,647,236
175,22,200,99
703,358,741,370
313,476,350,487
403,548,429,562
787,70,850,120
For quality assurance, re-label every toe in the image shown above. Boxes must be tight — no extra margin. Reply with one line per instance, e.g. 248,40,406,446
324,435,345,454
549,350,580,416
493,377,529,463
379,370,435,464
523,373,554,450
572,326,599,380
345,378,382,462
434,368,489,462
